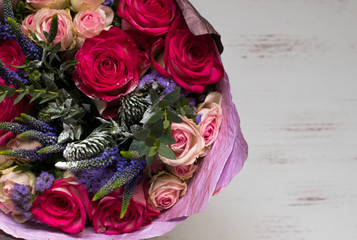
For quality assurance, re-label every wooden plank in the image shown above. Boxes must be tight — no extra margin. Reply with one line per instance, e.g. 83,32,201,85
1,0,357,239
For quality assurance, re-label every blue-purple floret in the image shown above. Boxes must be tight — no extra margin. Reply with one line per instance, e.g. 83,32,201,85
196,113,202,125
0,23,16,40
73,165,117,193
139,70,177,94
11,184,33,219
34,172,55,193
1,148,50,161
0,59,28,85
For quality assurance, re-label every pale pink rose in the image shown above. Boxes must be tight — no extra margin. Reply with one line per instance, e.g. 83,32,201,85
70,0,103,12
0,166,36,222
26,0,67,10
148,171,187,210
197,92,223,157
73,5,114,47
6,134,41,150
159,116,205,166
32,9,76,51
169,163,197,180
21,14,35,36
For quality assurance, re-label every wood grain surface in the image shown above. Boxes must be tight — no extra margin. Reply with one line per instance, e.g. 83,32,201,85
1,0,357,239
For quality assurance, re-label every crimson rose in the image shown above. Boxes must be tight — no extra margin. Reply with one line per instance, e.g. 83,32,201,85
91,180,160,235
74,27,149,118
117,0,178,36
31,177,90,233
152,18,224,93
0,39,26,146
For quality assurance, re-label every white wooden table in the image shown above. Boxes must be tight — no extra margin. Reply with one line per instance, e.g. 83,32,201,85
1,0,357,239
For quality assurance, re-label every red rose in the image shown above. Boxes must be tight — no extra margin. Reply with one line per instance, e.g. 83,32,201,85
74,27,149,118
152,19,224,93
117,0,178,36
0,39,26,75
91,180,160,235
31,177,90,233
0,39,26,146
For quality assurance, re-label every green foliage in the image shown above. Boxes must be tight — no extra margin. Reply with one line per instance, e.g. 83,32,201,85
128,86,197,165
13,1,34,22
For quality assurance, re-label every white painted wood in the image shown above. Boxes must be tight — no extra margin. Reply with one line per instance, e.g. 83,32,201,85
151,0,357,239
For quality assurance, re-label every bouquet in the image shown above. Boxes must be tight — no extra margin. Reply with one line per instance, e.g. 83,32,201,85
0,0,248,239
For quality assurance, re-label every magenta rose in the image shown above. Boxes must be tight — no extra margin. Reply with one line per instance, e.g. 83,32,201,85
117,0,178,36
31,177,90,233
0,39,26,74
148,171,187,210
197,92,223,157
91,180,160,235
74,26,150,118
152,18,224,93
0,39,26,146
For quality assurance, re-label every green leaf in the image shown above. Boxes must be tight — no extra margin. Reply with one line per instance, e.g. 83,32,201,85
158,143,176,159
151,120,163,138
184,106,194,115
47,14,58,44
120,150,141,159
0,94,6,104
145,136,156,147
148,146,157,157
129,140,146,156
162,87,181,105
146,109,163,124
160,132,176,145
167,109,183,123
150,89,159,104
29,92,42,103
163,119,170,129
13,91,27,105
158,99,170,108
133,129,149,141
6,87,16,98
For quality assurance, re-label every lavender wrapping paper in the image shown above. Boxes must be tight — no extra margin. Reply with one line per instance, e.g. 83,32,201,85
0,0,248,239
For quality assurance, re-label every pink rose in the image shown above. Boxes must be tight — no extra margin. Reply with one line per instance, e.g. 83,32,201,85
31,177,90,233
73,5,114,47
148,171,187,210
32,9,76,51
197,92,223,157
74,27,150,118
117,0,178,36
91,180,160,235
152,18,224,93
169,163,197,180
70,0,104,12
0,166,36,223
159,116,205,166
26,0,67,10
21,14,35,36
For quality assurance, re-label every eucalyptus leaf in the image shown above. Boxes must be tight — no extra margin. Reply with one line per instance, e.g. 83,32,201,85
158,143,176,159
133,128,150,141
0,94,6,103
167,109,183,123
145,109,163,124
162,87,181,105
